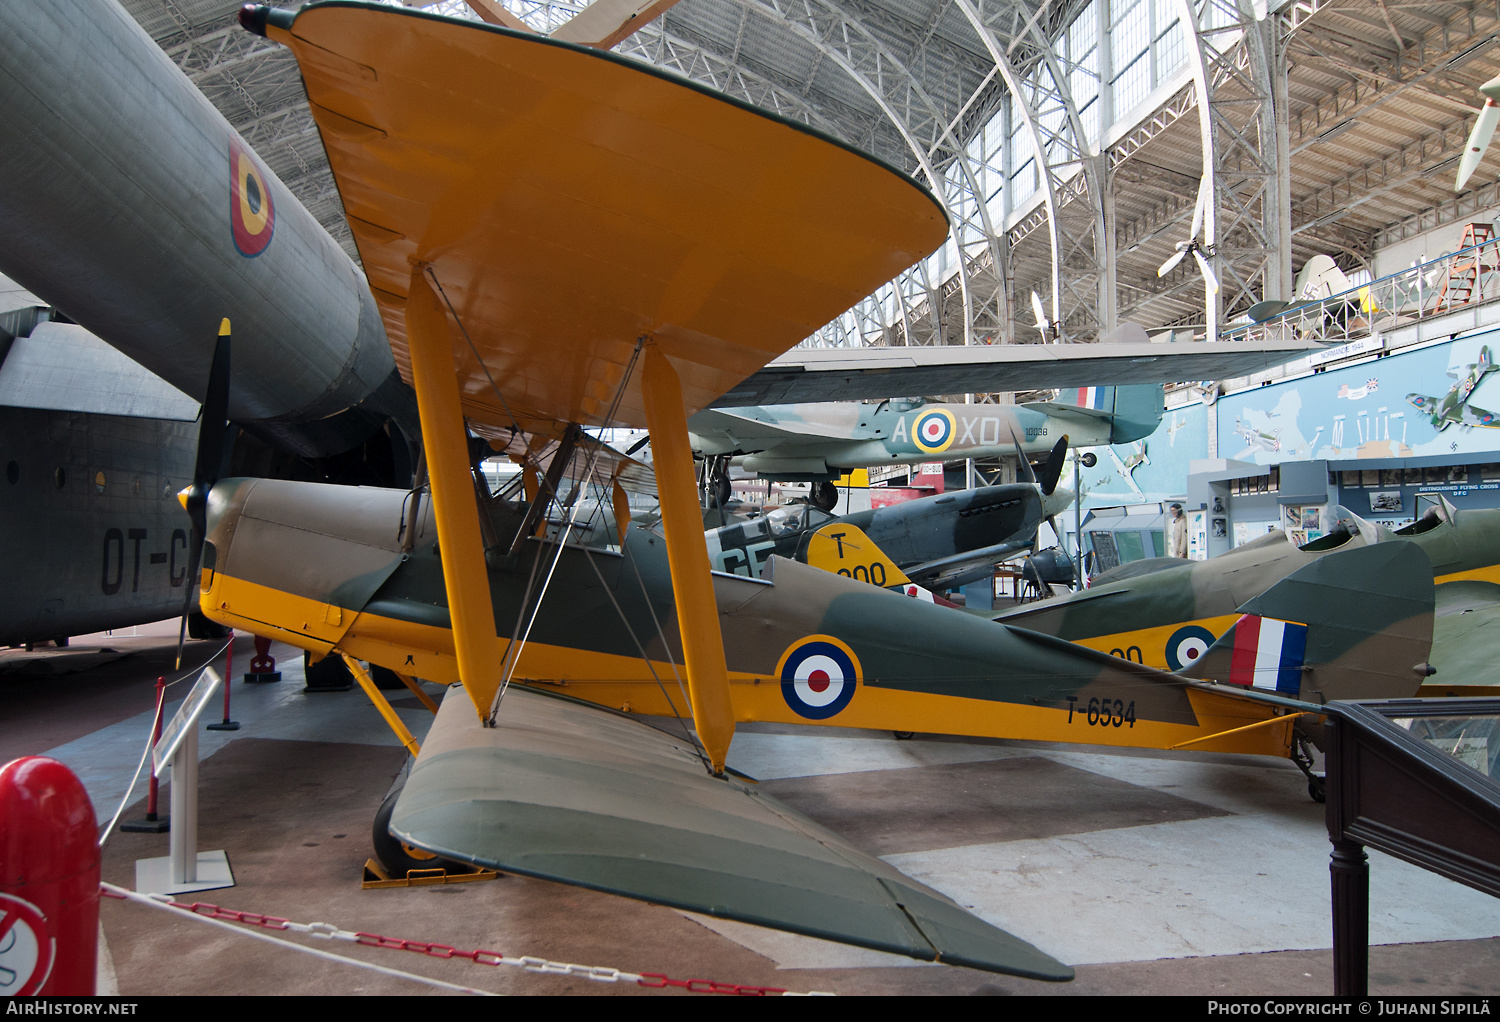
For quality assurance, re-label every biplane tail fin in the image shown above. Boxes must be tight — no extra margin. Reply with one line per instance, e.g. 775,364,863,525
1183,542,1434,703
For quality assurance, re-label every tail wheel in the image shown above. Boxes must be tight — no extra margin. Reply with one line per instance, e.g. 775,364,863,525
811,480,838,511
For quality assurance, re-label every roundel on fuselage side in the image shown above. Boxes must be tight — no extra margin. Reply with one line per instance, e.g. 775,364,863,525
230,138,275,257
776,635,861,720
1165,624,1217,672
912,408,956,454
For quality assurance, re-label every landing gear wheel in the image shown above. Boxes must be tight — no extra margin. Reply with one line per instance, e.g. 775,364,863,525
811,480,838,511
892,731,915,740
187,610,230,639
1291,735,1326,803
371,665,406,691
713,471,732,508
372,787,453,877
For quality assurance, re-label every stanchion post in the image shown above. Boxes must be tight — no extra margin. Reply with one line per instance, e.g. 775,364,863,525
208,632,240,731
120,676,169,833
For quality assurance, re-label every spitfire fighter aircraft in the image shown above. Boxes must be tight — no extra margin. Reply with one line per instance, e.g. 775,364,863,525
690,384,1162,509
1408,345,1500,430
705,450,1072,590
202,2,1430,980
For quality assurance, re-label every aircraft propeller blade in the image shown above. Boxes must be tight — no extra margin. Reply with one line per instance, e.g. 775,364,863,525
1038,435,1069,496
1157,246,1189,278
1456,98,1500,191
174,320,232,670
1192,247,1221,296
1190,176,1208,242
1029,290,1048,331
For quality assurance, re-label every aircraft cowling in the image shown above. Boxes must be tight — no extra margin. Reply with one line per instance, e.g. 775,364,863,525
0,0,405,452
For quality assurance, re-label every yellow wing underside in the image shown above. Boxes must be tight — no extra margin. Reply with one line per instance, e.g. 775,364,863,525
269,4,948,437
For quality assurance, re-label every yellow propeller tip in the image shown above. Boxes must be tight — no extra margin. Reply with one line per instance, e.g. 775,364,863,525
218,318,231,336
176,485,192,512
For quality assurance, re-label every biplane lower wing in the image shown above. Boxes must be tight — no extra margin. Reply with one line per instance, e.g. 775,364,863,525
393,684,1074,981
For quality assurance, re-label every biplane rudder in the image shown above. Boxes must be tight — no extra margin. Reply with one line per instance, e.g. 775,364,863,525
1182,541,1435,705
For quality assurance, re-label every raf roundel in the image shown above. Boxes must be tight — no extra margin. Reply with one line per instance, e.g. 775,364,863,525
777,635,861,720
1165,624,1217,672
229,138,276,257
912,408,956,454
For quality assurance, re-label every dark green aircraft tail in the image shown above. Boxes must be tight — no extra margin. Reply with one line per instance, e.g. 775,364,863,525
1183,542,1435,703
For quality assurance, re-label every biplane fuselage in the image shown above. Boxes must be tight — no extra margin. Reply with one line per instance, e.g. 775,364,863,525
200,476,1301,759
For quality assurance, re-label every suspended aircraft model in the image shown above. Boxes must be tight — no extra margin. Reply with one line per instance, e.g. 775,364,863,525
690,383,1161,509
1456,72,1500,191
199,4,1446,978
1157,176,1220,295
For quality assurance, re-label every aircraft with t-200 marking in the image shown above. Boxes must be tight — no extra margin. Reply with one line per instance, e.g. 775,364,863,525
188,3,1429,981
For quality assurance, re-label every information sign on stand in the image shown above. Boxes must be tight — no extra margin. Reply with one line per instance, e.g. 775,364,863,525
134,668,235,896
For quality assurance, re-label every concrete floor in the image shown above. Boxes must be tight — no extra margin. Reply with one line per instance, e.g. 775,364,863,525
5,623,1498,996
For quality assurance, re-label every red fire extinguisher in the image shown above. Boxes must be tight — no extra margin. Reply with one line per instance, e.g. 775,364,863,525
0,756,99,995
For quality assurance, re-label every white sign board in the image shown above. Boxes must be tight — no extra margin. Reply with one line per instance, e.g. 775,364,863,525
153,668,222,775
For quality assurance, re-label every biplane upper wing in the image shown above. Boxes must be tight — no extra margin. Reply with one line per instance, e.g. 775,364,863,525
247,1,947,440
243,2,1076,980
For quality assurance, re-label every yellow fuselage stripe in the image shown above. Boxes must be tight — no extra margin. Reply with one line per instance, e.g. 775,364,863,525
203,571,1295,760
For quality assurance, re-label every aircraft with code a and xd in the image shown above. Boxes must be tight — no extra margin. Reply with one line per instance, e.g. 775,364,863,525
188,2,1417,981
688,383,1162,510
1407,345,1500,431
704,446,1073,590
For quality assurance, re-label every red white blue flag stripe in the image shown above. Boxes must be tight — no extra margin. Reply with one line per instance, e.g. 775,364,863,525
1074,386,1111,410
1227,614,1308,693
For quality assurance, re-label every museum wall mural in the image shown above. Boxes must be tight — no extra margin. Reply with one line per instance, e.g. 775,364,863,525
1215,330,1500,466
1077,400,1209,507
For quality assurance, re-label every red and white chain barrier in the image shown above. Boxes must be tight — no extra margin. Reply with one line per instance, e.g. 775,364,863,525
101,882,831,995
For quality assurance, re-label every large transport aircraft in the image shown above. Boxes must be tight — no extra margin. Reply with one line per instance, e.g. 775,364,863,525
0,0,422,645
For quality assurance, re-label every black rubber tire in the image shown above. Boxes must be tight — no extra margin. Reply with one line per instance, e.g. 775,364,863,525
303,650,353,691
372,787,452,877
370,665,406,691
811,480,839,511
187,610,230,639
892,731,915,740
1308,777,1327,804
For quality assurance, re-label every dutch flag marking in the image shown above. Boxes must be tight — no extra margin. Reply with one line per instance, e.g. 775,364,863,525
1228,615,1308,694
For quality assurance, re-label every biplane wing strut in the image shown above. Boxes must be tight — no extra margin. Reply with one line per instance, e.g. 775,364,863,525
404,269,509,722
639,342,736,772
408,267,736,770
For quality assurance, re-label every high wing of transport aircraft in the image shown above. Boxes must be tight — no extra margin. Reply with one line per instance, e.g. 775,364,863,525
180,3,1443,979
688,384,1164,497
